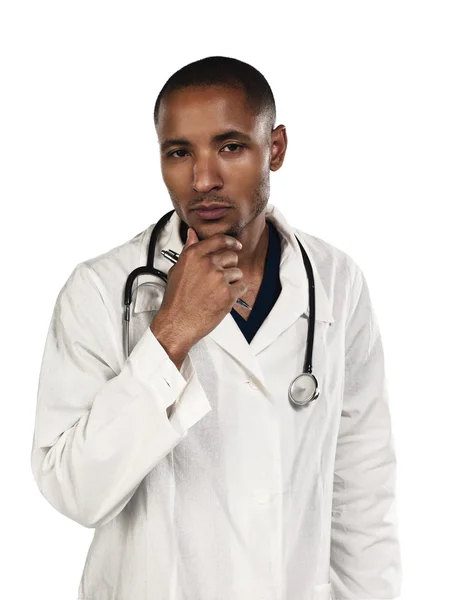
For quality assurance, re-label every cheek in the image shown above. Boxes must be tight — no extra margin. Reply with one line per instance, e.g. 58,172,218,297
224,151,260,171
161,164,181,185
223,163,263,193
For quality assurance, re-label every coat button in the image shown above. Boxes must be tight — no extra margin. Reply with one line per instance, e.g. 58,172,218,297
248,377,259,390
253,489,270,504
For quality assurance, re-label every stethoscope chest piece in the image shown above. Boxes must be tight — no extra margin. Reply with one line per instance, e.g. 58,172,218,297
125,209,325,409
288,372,320,406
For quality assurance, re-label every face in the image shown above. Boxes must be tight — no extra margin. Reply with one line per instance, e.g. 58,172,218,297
156,85,287,244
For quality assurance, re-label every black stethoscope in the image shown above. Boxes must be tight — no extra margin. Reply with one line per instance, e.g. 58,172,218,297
124,209,319,406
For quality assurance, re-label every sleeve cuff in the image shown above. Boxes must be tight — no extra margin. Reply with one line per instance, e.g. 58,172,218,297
125,326,212,433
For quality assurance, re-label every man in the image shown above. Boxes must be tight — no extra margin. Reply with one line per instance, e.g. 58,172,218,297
31,55,402,600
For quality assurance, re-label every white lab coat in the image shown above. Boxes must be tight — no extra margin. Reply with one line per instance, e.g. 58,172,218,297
31,202,402,600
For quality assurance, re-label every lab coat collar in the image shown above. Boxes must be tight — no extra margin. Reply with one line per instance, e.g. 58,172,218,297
133,202,334,387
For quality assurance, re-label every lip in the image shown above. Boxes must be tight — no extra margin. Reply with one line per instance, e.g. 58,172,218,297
194,207,231,220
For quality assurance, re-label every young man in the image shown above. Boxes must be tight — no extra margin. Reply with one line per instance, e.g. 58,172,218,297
31,55,402,600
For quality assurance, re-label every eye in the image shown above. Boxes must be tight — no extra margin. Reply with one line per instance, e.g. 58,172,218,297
167,149,188,158
222,143,244,153
167,143,244,158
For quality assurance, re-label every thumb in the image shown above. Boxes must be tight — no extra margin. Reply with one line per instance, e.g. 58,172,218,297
184,226,199,249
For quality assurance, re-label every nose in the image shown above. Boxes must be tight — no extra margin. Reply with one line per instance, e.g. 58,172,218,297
192,156,223,193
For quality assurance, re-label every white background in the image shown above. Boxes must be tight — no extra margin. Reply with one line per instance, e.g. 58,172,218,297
1,1,449,599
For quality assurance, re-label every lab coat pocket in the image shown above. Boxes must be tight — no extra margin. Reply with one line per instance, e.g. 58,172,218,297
313,582,331,600
297,317,330,409
127,308,159,357
301,315,340,414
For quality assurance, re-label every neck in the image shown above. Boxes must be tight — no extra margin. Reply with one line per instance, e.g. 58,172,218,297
237,220,269,275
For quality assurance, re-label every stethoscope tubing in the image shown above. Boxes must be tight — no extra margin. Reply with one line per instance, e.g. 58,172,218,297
124,209,318,406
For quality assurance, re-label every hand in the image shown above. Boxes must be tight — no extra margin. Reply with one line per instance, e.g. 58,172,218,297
152,227,247,350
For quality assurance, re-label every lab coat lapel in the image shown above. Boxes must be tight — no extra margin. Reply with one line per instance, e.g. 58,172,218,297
206,205,335,384
250,203,335,355
132,204,334,389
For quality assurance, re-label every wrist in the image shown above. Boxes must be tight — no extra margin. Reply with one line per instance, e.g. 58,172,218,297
150,311,192,368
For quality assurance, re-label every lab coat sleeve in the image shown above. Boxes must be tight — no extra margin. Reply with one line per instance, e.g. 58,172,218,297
329,260,402,599
30,262,212,529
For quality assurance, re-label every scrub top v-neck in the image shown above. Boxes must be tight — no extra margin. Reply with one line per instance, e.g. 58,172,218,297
230,219,282,344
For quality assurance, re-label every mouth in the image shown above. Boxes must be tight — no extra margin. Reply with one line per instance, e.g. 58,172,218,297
194,207,231,220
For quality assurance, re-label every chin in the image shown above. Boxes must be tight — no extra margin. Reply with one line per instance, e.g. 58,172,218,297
194,223,235,240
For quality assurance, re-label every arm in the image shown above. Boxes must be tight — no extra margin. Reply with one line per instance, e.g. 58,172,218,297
330,260,402,599
150,310,191,371
30,262,211,529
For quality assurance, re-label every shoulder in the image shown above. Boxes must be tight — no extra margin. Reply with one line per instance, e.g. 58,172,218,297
58,226,151,315
84,227,148,282
290,227,370,329
292,227,363,288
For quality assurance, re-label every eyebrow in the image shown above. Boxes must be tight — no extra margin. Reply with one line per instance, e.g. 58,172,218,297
160,129,252,153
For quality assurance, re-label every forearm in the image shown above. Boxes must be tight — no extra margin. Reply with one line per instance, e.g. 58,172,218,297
31,263,212,530
32,328,196,528
150,311,193,371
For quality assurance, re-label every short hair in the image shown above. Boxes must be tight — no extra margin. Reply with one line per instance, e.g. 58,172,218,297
153,56,276,140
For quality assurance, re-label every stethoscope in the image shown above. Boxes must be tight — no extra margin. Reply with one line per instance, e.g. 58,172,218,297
124,209,320,406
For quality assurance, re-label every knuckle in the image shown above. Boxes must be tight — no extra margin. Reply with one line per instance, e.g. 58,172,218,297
184,245,196,258
214,268,224,283
215,233,227,244
222,250,237,265
210,255,220,269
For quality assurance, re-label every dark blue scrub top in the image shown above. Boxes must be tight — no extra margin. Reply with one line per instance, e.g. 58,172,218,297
230,219,282,344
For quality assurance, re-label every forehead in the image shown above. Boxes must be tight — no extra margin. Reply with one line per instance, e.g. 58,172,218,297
157,85,263,138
